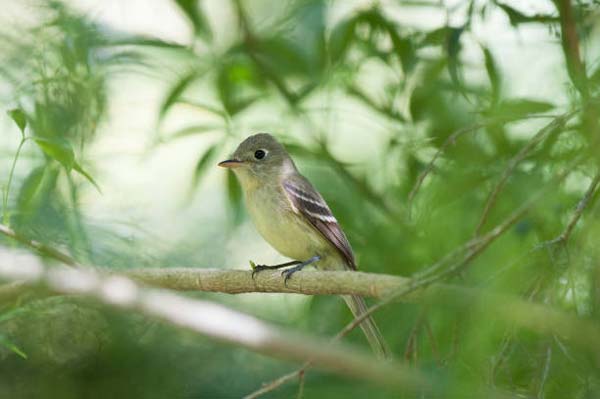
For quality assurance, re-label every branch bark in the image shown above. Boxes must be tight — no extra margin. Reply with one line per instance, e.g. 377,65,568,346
0,249,427,393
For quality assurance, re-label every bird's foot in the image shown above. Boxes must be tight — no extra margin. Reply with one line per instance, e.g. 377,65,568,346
250,260,302,279
281,255,320,286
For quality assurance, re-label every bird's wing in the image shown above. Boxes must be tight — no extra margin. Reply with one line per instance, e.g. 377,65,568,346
282,175,356,269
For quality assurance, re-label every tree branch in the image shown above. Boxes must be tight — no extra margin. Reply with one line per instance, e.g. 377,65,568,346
0,224,79,267
0,249,428,393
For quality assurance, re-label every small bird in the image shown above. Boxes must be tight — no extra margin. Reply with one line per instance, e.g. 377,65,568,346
218,133,390,358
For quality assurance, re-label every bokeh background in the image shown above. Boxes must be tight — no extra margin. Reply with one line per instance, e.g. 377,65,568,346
1,0,600,398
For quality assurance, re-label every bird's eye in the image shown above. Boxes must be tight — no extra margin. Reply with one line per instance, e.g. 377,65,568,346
254,149,266,160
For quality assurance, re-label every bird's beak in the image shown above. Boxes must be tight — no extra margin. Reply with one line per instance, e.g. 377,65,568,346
218,159,244,168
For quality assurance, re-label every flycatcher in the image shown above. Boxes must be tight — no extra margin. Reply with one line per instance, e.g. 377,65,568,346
218,133,390,358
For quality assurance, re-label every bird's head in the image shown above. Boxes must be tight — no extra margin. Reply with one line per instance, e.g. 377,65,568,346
218,133,296,188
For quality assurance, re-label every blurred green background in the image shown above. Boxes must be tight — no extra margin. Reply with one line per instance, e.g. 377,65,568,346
1,0,600,397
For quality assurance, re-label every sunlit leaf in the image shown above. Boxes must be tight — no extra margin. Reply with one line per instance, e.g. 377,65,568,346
33,137,75,171
7,108,27,135
216,57,261,116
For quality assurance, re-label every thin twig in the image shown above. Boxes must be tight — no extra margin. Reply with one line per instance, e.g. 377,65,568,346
407,114,560,219
546,172,600,245
245,162,580,398
243,361,311,399
404,307,427,364
0,223,78,267
424,318,441,367
473,112,576,236
296,369,305,399
339,158,578,347
407,121,486,217
537,345,552,399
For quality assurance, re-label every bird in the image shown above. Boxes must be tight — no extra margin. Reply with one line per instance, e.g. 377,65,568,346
218,133,390,359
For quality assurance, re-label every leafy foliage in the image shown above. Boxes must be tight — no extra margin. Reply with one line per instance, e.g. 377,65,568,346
1,0,600,398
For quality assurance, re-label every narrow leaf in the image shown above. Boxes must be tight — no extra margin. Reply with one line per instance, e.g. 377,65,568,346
482,46,501,103
174,0,212,40
73,162,102,193
0,334,27,359
492,99,555,118
33,137,75,171
329,16,357,61
160,70,199,120
494,2,558,26
15,166,46,218
7,108,27,134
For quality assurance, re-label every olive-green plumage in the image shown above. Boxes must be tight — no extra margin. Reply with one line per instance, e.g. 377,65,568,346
219,133,390,358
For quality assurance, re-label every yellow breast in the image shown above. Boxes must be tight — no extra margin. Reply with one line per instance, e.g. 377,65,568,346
245,183,328,262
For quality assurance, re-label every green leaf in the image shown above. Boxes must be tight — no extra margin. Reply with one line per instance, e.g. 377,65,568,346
492,99,555,118
7,108,27,135
0,334,27,359
174,0,212,40
329,16,357,62
109,34,189,50
357,9,416,75
33,137,75,171
590,65,600,86
494,1,558,26
73,162,101,193
15,166,46,219
160,70,199,120
421,27,451,47
482,46,501,104
31,138,99,191
0,307,29,324
446,26,465,88
191,143,220,189
216,57,261,116
226,169,244,225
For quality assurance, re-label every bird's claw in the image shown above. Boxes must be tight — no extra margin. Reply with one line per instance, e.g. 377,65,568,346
281,268,297,286
250,262,271,280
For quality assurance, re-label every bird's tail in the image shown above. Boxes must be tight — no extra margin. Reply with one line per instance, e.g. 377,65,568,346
342,295,391,359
